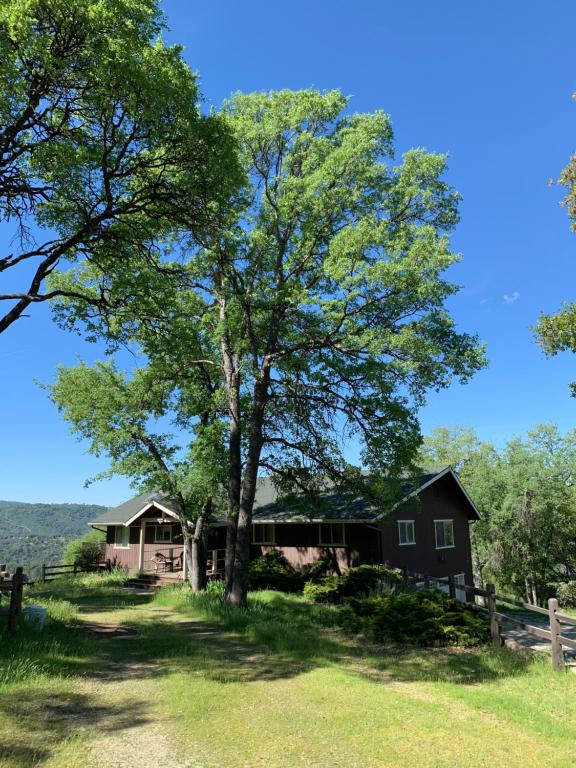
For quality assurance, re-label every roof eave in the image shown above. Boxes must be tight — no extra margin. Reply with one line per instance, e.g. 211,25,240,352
373,467,480,522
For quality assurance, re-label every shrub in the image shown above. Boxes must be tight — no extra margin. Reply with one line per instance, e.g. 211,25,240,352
340,589,490,647
303,576,341,603
249,549,303,592
304,564,403,603
299,559,331,584
556,580,576,608
62,529,105,570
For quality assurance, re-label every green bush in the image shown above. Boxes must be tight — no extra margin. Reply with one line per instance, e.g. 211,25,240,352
303,575,341,603
249,549,304,592
62,529,105,570
556,580,576,608
340,589,490,647
304,564,403,603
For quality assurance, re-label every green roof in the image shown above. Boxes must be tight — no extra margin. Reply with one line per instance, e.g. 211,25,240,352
91,467,479,527
90,491,181,526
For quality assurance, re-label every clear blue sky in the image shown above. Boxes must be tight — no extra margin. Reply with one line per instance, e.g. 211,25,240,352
2,0,576,505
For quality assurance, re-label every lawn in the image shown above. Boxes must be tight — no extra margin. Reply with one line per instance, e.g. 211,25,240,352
1,574,575,768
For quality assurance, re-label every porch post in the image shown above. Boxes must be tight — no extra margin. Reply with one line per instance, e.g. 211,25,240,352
138,521,147,574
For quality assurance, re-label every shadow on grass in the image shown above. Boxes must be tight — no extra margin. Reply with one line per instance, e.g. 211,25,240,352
1,585,542,696
0,688,152,767
352,643,536,686
127,590,539,688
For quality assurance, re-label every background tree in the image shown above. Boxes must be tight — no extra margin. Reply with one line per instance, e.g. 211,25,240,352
535,99,576,374
0,0,238,334
49,361,227,590
62,528,105,570
422,424,576,603
51,89,486,607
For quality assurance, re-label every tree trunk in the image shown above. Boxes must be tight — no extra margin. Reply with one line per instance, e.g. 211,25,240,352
229,378,269,608
472,550,486,589
190,500,211,592
224,368,241,597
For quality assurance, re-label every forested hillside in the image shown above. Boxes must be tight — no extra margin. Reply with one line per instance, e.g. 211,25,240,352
0,500,106,577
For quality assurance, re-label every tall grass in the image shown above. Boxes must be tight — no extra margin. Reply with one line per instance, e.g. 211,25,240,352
153,582,341,658
0,571,130,689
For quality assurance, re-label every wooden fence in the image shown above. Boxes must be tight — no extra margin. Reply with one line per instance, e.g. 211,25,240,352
0,566,27,635
406,571,576,672
41,560,110,582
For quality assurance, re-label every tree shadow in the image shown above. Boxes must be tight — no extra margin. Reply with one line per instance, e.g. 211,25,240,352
348,643,537,686
79,592,536,688
0,689,152,766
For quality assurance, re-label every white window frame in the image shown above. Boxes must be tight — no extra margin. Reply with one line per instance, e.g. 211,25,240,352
154,524,173,544
398,519,416,546
114,526,130,549
434,519,455,550
319,522,346,547
252,523,276,545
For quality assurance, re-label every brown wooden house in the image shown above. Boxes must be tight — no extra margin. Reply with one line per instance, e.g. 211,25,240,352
90,466,479,587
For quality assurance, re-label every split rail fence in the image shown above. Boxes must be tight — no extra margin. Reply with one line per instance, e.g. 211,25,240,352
40,560,110,582
406,571,576,672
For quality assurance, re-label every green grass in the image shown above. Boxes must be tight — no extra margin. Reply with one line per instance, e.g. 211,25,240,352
1,575,576,767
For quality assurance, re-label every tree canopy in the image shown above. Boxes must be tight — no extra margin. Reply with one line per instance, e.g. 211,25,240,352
51,89,486,606
422,424,576,604
50,360,226,589
0,0,239,334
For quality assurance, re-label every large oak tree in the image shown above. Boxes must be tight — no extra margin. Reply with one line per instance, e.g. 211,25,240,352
53,90,486,606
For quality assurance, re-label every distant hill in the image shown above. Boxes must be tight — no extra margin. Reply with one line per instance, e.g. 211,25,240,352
0,500,107,577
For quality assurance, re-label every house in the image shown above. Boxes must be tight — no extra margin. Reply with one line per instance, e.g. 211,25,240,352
90,466,479,586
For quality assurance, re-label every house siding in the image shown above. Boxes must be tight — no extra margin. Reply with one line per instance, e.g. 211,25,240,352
379,473,474,584
101,472,475,582
105,511,184,572
250,522,381,573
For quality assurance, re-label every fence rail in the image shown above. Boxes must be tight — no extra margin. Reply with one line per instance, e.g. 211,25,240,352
406,569,575,672
40,561,110,582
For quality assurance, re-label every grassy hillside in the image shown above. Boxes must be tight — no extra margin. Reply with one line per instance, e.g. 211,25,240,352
0,500,106,576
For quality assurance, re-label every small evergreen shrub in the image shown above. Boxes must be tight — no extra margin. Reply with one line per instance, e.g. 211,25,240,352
303,575,341,603
556,581,576,608
249,549,303,592
340,589,490,647
304,564,403,603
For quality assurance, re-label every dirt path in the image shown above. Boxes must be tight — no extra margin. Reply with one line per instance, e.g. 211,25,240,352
67,607,210,768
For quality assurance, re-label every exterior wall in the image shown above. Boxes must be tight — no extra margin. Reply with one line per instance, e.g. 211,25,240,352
250,522,381,574
102,473,475,582
104,510,184,572
379,473,474,584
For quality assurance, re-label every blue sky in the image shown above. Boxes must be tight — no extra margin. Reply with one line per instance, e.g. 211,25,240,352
2,1,576,504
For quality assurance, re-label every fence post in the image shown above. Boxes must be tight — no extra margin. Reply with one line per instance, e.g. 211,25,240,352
486,582,501,648
41,563,46,583
548,597,565,672
448,574,456,599
424,574,430,589
8,567,25,635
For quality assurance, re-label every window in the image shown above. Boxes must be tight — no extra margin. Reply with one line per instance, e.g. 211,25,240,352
252,523,276,544
398,520,415,546
114,526,130,549
434,519,455,549
154,525,172,544
319,523,346,546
